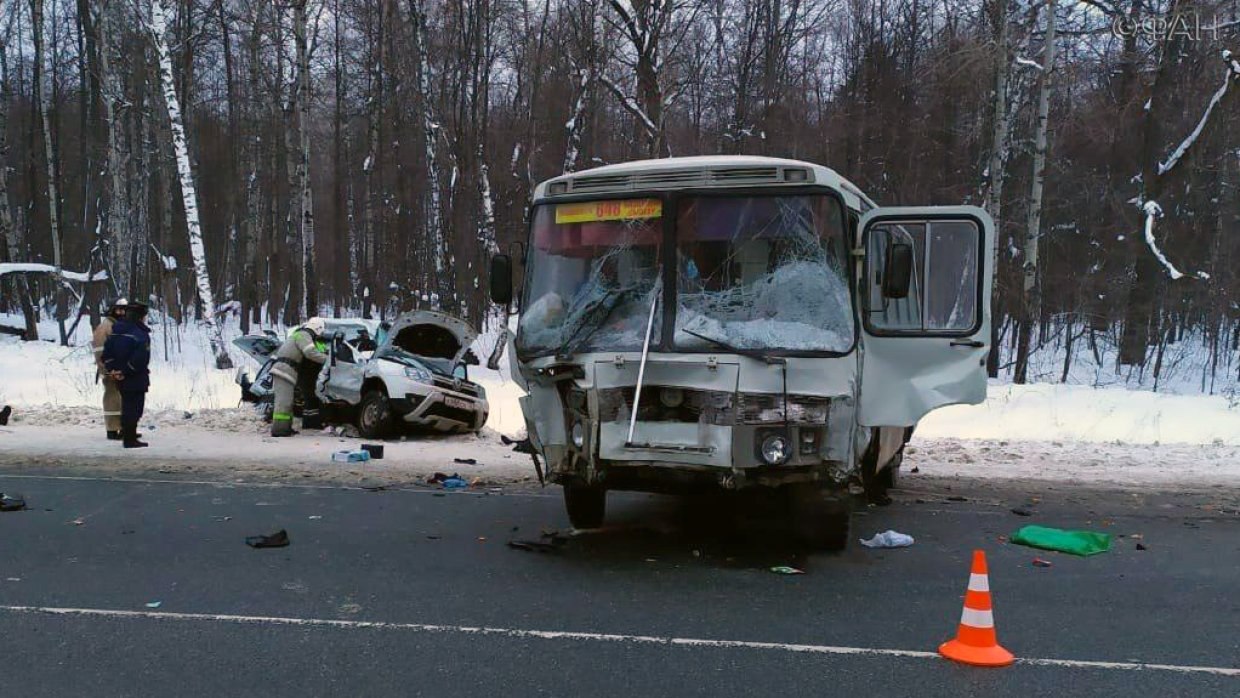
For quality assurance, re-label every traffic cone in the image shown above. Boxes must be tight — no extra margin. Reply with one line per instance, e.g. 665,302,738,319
939,549,1015,667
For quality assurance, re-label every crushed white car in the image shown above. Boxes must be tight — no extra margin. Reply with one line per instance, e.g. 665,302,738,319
234,312,489,436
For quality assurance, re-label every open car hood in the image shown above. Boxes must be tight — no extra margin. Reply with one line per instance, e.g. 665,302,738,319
382,310,478,366
232,334,282,364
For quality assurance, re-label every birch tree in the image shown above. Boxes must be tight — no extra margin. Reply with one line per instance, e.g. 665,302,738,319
150,0,232,369
1013,0,1056,384
294,0,317,318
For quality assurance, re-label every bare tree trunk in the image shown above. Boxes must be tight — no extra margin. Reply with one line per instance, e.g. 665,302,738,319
983,0,1010,377
410,0,447,294
31,0,67,343
1014,0,1056,385
0,40,39,340
294,0,316,319
150,0,232,369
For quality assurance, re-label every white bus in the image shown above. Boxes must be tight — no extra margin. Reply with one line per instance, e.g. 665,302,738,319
490,155,993,549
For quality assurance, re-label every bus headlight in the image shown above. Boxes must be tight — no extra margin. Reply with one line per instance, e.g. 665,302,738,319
659,387,684,408
571,421,585,449
760,434,790,465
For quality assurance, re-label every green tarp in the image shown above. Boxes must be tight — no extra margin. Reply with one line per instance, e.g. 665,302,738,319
1010,525,1112,556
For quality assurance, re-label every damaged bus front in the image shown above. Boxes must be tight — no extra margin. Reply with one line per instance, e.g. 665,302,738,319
491,156,993,549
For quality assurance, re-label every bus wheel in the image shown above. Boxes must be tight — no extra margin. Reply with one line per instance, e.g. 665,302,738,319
564,485,606,529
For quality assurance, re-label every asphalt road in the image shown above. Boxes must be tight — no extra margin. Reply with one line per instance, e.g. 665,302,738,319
1,468,1237,697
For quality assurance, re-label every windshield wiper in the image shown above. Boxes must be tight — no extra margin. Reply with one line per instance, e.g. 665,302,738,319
681,328,785,365
557,286,641,357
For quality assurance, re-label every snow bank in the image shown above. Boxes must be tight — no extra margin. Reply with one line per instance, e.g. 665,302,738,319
917,382,1240,446
5,312,1238,447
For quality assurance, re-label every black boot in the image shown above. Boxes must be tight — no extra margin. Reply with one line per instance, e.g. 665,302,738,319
123,422,148,449
107,430,122,441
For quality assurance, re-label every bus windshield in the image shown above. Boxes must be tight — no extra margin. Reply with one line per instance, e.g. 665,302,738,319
516,193,853,357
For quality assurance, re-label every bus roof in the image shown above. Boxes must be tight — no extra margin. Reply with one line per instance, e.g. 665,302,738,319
533,155,876,211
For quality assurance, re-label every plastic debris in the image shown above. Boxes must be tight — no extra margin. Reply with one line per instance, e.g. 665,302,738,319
0,493,26,512
145,601,163,609
859,530,915,548
1011,507,1034,517
245,529,290,548
71,518,85,526
360,444,384,459
1136,542,1148,551
1032,558,1053,568
332,449,371,463
441,476,468,489
946,496,968,502
770,566,805,575
454,458,478,465
308,515,322,520
1010,525,1111,556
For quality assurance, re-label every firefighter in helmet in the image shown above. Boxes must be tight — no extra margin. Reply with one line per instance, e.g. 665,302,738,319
270,317,329,437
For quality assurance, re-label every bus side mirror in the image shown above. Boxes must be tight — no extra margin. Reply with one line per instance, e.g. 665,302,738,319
490,254,513,306
882,242,913,299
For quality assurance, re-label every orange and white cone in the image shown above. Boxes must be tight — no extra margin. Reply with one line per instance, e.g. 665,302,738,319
939,549,1015,667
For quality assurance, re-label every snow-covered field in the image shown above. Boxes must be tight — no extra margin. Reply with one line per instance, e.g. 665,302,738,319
2,311,1239,488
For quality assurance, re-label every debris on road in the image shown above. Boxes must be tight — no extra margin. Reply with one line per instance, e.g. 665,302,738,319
454,458,478,465
909,466,920,473
859,530,915,548
1136,542,1148,551
1010,525,1111,556
0,492,26,512
769,566,805,575
71,518,85,526
331,449,371,463
360,444,384,459
145,601,162,609
428,472,468,489
0,405,11,426
212,516,232,522
507,540,561,553
245,529,290,548
946,496,968,502
308,515,322,520
1032,558,1053,568
1011,507,1034,517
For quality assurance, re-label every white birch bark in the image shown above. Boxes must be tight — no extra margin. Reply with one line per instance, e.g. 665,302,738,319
294,0,316,319
563,66,590,173
1023,0,1056,298
412,0,447,281
149,0,232,369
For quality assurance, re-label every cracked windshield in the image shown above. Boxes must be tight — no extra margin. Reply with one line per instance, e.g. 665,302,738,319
518,199,663,356
675,195,853,352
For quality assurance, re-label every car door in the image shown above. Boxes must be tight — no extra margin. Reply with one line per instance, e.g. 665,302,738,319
318,336,366,405
857,206,994,427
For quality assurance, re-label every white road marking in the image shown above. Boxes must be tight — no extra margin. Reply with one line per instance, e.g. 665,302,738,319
1,605,1236,677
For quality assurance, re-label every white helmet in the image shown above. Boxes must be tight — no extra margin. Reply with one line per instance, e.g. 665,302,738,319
302,317,327,336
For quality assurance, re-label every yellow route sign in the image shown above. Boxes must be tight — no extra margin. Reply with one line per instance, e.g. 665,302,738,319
555,199,662,224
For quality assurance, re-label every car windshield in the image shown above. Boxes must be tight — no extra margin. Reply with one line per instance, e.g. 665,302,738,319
517,200,663,356
674,195,852,352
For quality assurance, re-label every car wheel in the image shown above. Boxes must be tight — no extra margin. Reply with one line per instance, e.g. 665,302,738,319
358,389,393,439
563,485,606,529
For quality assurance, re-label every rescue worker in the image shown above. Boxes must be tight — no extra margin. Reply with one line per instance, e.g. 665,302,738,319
93,298,129,440
101,301,152,449
270,317,329,437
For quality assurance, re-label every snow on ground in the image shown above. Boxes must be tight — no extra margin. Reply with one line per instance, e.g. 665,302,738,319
918,382,1240,446
4,310,1240,487
0,407,530,487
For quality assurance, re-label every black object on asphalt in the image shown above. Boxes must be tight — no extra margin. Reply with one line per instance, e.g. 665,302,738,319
0,492,26,512
0,405,11,426
454,458,477,465
245,529,290,548
361,443,384,459
1012,507,1034,516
